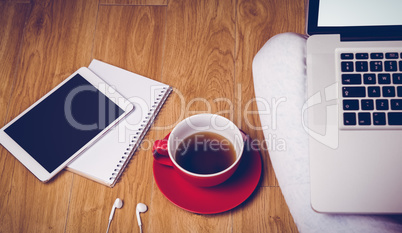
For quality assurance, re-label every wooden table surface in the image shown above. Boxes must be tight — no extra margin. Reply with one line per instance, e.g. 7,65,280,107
0,0,305,232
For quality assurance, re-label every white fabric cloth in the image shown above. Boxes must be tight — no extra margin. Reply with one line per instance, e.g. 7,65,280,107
252,32,402,233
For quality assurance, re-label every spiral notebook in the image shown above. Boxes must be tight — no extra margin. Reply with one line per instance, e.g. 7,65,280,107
66,59,172,187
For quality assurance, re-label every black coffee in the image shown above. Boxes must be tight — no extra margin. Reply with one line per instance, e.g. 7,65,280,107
175,132,236,174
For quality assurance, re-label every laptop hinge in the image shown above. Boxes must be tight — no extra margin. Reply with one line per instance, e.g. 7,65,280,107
341,32,402,42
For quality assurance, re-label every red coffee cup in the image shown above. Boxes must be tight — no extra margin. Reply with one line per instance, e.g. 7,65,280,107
153,114,244,187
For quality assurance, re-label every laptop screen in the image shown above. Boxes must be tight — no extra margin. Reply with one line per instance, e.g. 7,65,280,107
318,0,402,27
307,0,402,40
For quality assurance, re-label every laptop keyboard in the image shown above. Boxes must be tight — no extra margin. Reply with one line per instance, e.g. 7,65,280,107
339,50,402,128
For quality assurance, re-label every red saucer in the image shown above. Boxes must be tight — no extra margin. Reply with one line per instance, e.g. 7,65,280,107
153,136,262,214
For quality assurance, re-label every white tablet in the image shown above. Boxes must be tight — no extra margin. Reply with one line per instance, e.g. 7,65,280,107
0,67,134,182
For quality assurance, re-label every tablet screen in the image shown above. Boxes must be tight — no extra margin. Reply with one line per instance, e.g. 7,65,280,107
4,74,124,173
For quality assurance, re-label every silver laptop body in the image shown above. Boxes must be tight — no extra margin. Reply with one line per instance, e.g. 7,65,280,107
306,0,402,213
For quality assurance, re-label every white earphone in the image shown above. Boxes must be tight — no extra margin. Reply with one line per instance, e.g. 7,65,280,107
106,198,123,233
136,203,148,233
105,199,148,233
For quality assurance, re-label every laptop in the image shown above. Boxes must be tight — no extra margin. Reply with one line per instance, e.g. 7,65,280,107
306,0,402,213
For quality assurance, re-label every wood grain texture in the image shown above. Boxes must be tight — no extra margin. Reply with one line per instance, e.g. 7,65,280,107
160,0,236,126
0,0,31,3
0,2,28,127
0,0,98,232
235,0,306,187
233,187,298,233
100,0,167,6
92,5,166,79
0,3,30,232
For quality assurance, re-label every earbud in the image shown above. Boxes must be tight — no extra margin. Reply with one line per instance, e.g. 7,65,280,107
109,198,123,221
136,203,148,232
106,198,123,233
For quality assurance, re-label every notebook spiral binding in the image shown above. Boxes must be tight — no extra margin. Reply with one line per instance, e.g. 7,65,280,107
109,86,173,183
